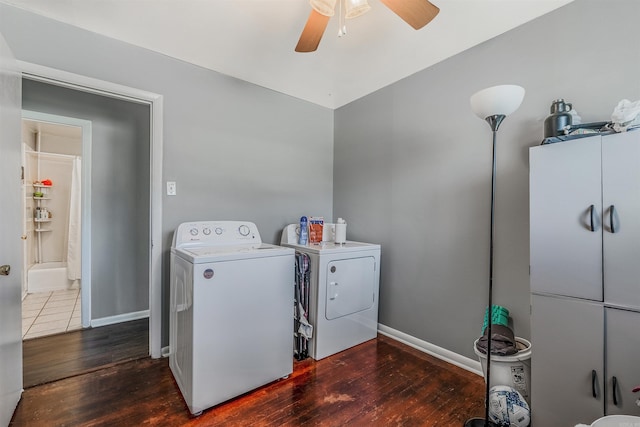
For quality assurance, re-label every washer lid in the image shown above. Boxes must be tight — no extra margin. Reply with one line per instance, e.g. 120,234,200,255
281,240,380,255
175,243,294,263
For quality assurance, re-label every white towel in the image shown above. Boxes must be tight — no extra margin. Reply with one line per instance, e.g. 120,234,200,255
612,99,640,132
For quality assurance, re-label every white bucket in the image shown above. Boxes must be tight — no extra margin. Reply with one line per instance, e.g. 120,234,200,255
590,415,640,427
474,337,532,404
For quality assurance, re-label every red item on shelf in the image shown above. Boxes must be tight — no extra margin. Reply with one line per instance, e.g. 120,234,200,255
41,179,53,186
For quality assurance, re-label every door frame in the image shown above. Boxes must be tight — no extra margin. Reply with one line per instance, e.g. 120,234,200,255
18,61,164,359
22,110,92,327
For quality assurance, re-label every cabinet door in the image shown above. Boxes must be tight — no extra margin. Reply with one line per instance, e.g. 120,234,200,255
605,307,640,416
602,132,640,309
530,137,603,300
531,294,604,426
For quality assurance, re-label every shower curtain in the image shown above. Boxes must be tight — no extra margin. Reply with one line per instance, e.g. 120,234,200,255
67,156,82,281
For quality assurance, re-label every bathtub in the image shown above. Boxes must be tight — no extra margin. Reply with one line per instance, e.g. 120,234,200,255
27,262,79,293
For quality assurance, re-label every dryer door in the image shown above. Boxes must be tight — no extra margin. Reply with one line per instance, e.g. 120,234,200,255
325,256,375,320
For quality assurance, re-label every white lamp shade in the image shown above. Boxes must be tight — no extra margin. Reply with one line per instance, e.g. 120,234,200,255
310,0,337,16
470,85,525,120
345,0,371,19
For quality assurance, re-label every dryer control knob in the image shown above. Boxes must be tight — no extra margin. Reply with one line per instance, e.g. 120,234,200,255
189,228,198,236
238,225,250,236
202,227,211,235
215,227,223,235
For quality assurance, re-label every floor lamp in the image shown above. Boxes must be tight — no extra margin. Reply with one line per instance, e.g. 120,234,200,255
464,84,525,427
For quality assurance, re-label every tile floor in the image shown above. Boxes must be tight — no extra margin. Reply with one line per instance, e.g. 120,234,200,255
22,289,82,340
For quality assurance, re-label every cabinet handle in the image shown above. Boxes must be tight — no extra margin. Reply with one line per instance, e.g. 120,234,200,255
609,205,616,233
592,370,598,398
589,204,596,232
613,376,619,406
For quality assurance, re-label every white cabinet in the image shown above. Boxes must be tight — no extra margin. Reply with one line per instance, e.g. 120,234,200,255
530,131,640,426
531,294,604,426
602,133,640,309
530,136,602,301
605,307,640,416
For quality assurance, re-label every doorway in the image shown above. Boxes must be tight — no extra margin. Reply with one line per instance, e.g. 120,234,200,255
19,61,164,358
20,113,91,339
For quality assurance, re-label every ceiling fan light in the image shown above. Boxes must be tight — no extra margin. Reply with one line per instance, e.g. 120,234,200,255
310,0,337,17
345,0,371,19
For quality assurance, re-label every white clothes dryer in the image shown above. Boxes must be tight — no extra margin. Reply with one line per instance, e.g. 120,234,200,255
281,223,380,360
170,221,294,415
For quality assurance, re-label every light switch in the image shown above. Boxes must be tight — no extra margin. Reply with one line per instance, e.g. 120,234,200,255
167,181,177,196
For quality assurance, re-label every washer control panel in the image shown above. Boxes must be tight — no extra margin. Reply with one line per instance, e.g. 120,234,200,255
173,221,261,248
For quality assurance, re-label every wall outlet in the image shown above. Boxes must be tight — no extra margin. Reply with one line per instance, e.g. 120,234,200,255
166,181,177,196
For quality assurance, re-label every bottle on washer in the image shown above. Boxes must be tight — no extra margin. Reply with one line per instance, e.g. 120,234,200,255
299,216,308,245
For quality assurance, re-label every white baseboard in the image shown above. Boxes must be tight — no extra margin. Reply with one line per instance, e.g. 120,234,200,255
378,323,483,376
91,310,149,328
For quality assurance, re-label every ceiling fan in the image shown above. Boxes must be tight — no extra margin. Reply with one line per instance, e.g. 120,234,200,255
295,0,440,52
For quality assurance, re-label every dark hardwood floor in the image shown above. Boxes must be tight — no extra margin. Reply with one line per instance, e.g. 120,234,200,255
22,318,149,388
12,329,485,426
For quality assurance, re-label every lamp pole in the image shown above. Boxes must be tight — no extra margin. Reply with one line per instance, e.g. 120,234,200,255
466,84,524,427
484,114,505,427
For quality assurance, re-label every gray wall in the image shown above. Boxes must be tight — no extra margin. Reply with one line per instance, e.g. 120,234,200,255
1,4,334,344
22,80,151,319
3,0,637,361
334,0,640,358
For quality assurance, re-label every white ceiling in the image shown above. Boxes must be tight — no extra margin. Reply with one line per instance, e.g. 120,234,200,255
4,0,573,109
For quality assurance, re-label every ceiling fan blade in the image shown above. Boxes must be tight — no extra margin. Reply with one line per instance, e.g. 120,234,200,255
379,0,439,30
295,9,331,53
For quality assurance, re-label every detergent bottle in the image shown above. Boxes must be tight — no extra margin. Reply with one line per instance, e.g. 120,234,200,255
298,216,308,245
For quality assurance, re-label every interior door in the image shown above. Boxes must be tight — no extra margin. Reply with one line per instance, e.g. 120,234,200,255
0,32,24,425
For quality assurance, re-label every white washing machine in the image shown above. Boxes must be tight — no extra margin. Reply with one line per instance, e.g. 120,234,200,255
170,221,294,415
281,223,380,360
